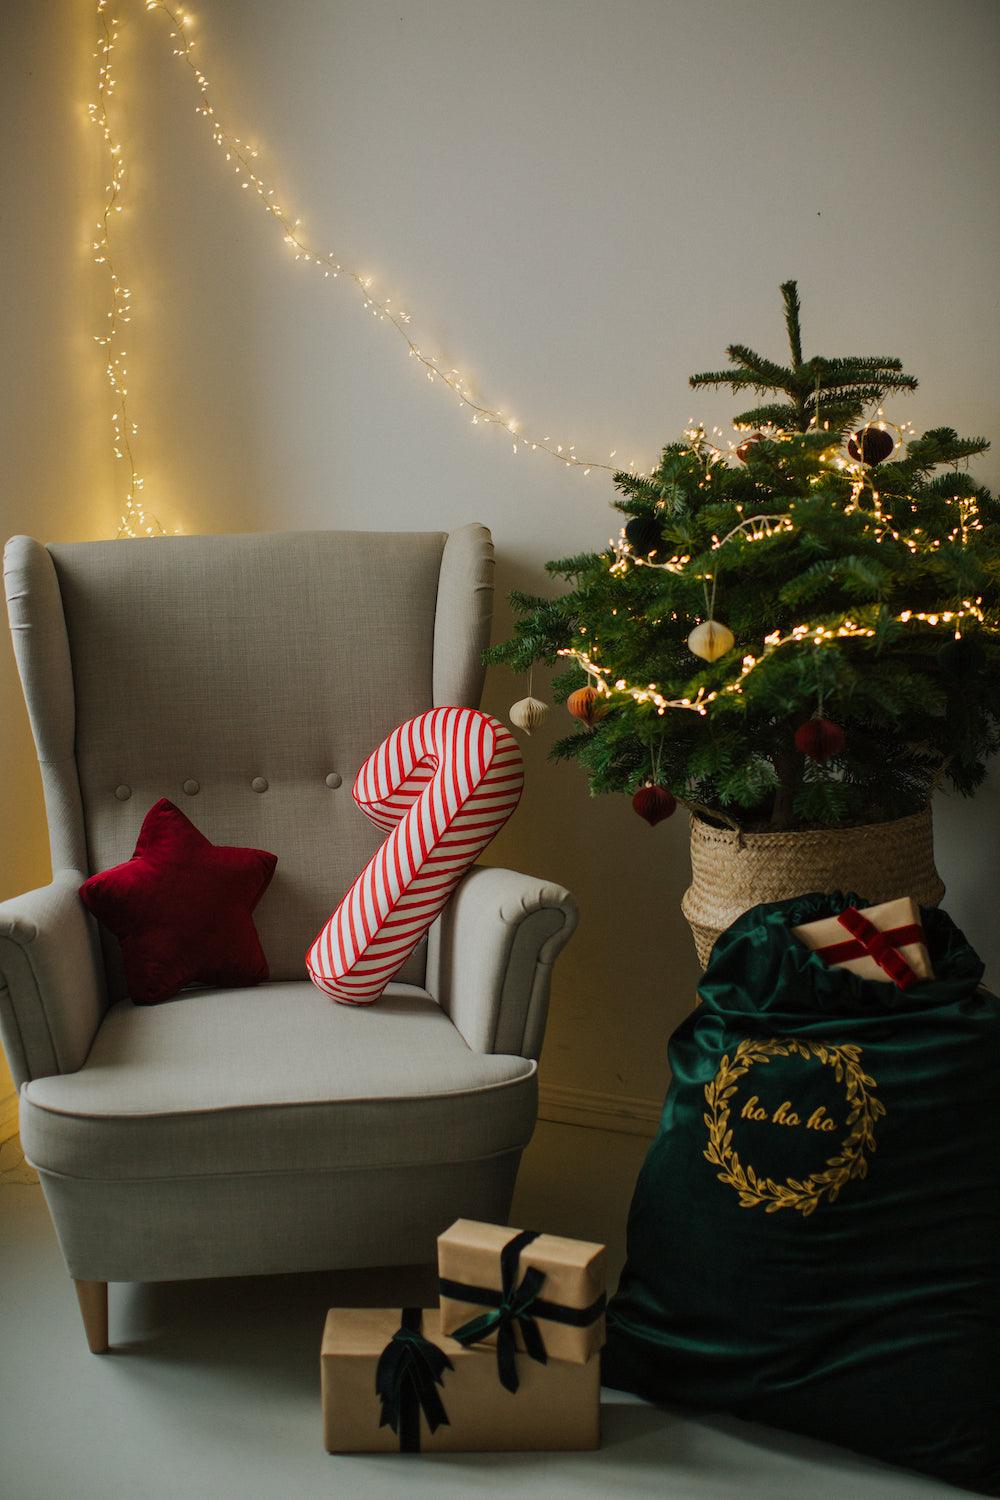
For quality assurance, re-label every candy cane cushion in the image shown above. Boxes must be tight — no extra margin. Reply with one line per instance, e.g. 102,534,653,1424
307,708,523,1005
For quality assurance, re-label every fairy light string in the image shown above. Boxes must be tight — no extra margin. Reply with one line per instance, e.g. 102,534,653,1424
89,1,165,538
86,0,988,596
561,418,995,716
562,601,989,719
140,0,638,477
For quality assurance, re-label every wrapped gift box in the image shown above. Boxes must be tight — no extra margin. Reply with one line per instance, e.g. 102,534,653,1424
437,1219,607,1373
793,897,933,988
321,1306,601,1453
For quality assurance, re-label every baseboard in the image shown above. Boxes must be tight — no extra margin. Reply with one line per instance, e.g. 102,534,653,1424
538,1082,660,1137
0,1090,19,1143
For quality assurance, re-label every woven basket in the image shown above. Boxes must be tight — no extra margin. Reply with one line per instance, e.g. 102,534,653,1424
681,806,945,969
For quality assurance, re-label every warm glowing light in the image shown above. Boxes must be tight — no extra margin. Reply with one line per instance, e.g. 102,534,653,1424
560,599,993,717
88,0,988,606
89,1,165,538
139,0,641,478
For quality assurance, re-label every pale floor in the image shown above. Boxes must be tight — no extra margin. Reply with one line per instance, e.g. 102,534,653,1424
0,1124,949,1500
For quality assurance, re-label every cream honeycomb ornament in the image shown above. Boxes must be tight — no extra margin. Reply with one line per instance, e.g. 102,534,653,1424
687,619,735,662
509,696,550,736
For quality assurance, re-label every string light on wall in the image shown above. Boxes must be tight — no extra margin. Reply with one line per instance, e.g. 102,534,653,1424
140,0,644,479
89,1,165,538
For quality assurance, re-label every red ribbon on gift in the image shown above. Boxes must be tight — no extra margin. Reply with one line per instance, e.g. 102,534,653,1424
815,906,925,990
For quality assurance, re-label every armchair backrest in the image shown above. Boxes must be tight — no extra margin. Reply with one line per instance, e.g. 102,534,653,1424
4,526,494,989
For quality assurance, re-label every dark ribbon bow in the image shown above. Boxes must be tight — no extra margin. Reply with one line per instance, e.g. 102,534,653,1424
817,906,925,990
442,1231,607,1394
375,1307,453,1453
444,1229,549,1394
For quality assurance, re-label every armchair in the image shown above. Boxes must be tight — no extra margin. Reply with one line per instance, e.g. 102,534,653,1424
1,525,577,1352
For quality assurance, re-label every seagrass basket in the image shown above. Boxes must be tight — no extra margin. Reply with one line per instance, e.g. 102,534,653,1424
681,806,945,969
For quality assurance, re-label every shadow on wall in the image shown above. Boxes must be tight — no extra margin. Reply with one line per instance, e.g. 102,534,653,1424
482,549,702,1113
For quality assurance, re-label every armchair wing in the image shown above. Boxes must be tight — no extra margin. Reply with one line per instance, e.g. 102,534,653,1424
426,865,578,1059
0,871,107,1087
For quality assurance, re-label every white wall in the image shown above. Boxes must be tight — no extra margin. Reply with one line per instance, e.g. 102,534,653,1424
2,0,999,1120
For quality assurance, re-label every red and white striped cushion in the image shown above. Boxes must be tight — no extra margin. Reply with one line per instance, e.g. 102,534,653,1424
306,708,523,1005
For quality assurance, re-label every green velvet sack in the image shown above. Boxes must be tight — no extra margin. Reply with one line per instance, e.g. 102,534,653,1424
604,893,1000,1495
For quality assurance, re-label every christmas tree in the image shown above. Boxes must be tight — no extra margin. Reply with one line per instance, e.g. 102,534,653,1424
488,282,999,831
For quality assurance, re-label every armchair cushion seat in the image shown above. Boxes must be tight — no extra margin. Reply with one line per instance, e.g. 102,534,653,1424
20,981,537,1183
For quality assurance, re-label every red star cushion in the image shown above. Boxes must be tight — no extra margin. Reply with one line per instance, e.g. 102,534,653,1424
79,797,277,1005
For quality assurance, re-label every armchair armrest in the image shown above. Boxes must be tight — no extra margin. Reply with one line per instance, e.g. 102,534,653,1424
0,871,107,1087
426,866,578,1059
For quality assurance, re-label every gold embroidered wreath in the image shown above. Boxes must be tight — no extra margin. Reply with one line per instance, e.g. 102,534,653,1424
703,1038,885,1216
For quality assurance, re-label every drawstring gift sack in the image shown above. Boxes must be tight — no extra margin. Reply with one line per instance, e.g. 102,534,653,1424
603,893,1000,1495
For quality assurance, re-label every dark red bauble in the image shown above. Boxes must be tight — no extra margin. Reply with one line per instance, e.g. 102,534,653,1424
625,514,665,557
847,426,895,466
736,432,763,462
632,783,678,826
794,717,846,764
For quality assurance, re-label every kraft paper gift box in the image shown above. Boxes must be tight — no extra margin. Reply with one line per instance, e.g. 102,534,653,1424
793,897,933,988
437,1219,607,1378
320,1306,601,1453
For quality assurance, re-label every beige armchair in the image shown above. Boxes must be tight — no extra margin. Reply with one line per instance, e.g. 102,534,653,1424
0,526,577,1352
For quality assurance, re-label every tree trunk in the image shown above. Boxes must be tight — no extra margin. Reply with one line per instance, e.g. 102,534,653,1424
770,734,801,830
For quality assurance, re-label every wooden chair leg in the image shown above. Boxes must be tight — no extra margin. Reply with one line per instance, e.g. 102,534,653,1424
74,1279,109,1353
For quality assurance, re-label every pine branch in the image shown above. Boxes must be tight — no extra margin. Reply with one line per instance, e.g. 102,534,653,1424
507,589,550,612
544,552,605,577
778,554,893,608
806,384,889,410
901,428,990,473
811,403,870,434
820,356,917,387
692,285,918,434
733,401,802,429
781,280,803,367
612,472,670,508
689,367,769,393
725,344,798,391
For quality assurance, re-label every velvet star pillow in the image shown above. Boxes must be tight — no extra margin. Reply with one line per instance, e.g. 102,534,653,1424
79,797,277,1005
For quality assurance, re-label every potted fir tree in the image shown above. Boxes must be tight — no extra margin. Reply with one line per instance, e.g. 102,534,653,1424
489,283,999,964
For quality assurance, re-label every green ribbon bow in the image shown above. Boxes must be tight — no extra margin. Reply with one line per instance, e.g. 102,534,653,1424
375,1307,453,1452
447,1229,549,1394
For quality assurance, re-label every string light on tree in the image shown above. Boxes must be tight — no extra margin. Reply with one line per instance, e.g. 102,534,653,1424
612,507,794,577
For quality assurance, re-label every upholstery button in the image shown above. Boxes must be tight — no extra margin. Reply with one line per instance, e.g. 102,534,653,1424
325,773,342,789
251,776,269,793
114,784,131,801
182,779,200,796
